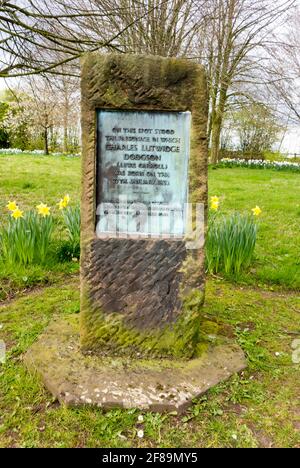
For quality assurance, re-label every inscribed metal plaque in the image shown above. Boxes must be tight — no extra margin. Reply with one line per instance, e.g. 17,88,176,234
96,110,190,237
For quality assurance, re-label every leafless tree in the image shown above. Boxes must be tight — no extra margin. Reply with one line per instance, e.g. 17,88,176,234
268,6,300,125
1,0,176,77
196,0,296,163
26,77,61,154
0,0,211,78
49,68,80,152
78,0,204,57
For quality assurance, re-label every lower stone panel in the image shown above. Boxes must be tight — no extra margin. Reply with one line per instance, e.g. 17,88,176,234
85,238,189,330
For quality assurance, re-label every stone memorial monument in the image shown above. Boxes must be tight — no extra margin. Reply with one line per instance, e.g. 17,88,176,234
25,54,246,413
80,53,207,357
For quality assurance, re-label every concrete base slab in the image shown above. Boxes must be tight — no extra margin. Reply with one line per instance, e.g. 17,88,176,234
24,317,247,414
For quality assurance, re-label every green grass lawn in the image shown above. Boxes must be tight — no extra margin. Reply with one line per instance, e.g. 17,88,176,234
0,279,299,448
0,153,299,448
0,154,81,300
0,154,81,212
209,166,300,290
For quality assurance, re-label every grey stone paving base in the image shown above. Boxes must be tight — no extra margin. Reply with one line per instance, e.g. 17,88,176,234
24,317,247,414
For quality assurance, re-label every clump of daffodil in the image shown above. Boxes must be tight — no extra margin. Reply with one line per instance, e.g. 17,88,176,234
36,202,51,217
11,208,23,219
210,195,220,211
251,206,262,217
57,194,70,210
6,200,18,212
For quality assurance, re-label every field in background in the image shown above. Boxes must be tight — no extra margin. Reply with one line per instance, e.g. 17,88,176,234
0,153,299,291
0,153,299,448
0,154,80,213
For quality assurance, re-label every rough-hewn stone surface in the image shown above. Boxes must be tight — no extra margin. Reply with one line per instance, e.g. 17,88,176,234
24,317,247,413
80,53,208,353
87,239,187,330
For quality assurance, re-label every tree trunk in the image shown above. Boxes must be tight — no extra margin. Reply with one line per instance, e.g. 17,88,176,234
44,128,49,155
210,83,228,164
63,125,68,153
63,105,68,153
210,116,222,164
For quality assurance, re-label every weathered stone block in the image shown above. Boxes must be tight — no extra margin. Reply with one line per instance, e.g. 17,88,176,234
80,53,208,356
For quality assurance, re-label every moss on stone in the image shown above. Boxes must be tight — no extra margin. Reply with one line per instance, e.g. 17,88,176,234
201,321,220,335
80,285,221,359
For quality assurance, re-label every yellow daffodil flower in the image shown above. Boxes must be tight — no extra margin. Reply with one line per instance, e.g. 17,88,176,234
63,194,70,205
211,195,219,204
36,202,46,213
211,200,219,211
57,199,67,210
6,200,18,212
251,206,262,217
11,208,23,219
36,203,50,217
